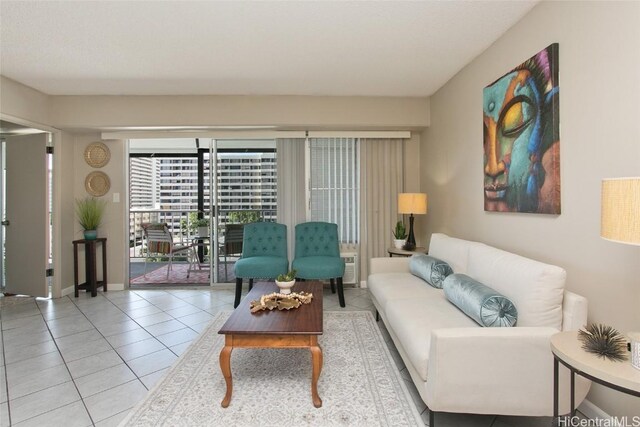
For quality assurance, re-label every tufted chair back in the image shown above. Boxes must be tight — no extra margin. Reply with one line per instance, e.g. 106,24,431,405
294,222,340,258
241,222,288,259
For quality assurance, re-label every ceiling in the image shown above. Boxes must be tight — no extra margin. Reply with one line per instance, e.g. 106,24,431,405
0,1,537,97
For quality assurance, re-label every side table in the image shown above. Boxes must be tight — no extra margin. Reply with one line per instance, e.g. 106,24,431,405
187,236,210,278
551,331,640,423
73,238,107,297
387,246,427,257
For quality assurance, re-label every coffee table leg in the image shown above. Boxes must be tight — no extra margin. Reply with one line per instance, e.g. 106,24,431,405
310,343,323,408
220,344,233,407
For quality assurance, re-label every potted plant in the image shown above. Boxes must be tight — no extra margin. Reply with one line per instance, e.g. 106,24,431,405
75,197,107,240
392,221,407,249
276,269,297,295
193,217,210,237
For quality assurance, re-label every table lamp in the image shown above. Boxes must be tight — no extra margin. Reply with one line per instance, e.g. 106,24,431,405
600,177,640,370
398,193,427,251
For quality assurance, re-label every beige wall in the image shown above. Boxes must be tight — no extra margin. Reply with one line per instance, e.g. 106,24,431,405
57,131,76,295
1,76,427,292
420,1,640,417
50,95,429,130
72,134,127,288
0,76,50,126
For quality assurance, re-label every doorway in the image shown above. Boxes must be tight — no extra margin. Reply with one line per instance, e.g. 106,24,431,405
0,120,53,298
127,138,277,287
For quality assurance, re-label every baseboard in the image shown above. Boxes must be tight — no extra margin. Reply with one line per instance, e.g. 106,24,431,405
578,399,610,420
61,286,74,297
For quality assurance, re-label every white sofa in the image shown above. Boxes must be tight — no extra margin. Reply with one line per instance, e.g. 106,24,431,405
368,233,590,422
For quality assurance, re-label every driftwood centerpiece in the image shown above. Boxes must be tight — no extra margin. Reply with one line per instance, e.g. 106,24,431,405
250,291,313,313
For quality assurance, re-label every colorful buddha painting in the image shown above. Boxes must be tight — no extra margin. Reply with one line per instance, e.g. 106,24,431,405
483,43,560,214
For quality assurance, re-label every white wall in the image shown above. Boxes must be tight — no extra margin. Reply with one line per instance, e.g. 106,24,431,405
420,1,640,417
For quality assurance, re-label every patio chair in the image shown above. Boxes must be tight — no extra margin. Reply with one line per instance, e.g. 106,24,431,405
219,223,244,281
292,221,346,307
142,223,193,280
234,222,288,307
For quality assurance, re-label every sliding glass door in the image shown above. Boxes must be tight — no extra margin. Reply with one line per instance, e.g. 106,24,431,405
203,140,277,285
128,138,276,287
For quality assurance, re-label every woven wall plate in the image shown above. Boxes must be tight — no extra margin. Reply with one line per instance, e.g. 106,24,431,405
84,142,111,168
85,171,111,197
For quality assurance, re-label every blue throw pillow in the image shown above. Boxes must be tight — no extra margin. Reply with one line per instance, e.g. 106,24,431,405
409,254,453,289
443,273,518,327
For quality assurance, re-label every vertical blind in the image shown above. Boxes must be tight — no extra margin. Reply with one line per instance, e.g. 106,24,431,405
308,138,359,244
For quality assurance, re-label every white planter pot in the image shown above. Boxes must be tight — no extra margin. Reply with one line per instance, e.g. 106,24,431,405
275,279,296,295
630,332,640,371
393,239,406,249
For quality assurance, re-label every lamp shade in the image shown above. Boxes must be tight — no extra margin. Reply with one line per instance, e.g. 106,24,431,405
398,193,427,215
601,177,640,246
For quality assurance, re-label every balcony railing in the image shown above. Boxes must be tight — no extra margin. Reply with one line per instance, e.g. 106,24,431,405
129,208,276,259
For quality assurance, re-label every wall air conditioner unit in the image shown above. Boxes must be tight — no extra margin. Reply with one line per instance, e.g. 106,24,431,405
340,251,359,285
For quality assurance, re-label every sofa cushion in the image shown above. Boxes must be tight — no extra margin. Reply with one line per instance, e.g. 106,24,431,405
443,274,518,327
368,273,441,311
428,233,484,274
385,296,478,381
466,244,565,329
409,254,453,288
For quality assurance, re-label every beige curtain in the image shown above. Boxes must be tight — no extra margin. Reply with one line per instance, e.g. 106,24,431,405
359,138,404,281
276,138,307,262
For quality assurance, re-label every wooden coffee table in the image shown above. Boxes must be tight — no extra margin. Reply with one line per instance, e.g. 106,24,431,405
218,281,324,408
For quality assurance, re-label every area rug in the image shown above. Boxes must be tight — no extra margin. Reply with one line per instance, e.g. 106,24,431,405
120,311,423,426
129,263,236,285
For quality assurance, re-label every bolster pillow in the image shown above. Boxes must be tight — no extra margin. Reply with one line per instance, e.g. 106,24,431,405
443,273,518,327
409,254,453,289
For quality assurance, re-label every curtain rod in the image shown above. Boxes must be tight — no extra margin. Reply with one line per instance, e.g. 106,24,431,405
101,130,411,140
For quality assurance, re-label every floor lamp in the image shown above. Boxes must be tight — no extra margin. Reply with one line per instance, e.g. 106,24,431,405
398,193,427,251
601,177,640,369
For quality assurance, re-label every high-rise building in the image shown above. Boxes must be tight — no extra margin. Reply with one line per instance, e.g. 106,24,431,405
216,152,277,221
129,150,277,247
130,157,160,209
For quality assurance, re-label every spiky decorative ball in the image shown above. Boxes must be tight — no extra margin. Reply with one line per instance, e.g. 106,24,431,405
578,323,628,362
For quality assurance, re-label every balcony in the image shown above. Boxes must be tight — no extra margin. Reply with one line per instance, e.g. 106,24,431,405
129,209,275,286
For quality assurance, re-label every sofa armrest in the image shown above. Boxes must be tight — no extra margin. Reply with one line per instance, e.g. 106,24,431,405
562,290,588,331
426,327,590,415
369,257,411,275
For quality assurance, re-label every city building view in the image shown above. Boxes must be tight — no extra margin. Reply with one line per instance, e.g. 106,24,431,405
128,139,277,284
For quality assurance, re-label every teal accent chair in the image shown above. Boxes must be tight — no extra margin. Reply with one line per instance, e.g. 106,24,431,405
292,222,346,307
233,222,288,307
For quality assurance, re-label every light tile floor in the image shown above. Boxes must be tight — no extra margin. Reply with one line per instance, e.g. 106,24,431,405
0,286,582,426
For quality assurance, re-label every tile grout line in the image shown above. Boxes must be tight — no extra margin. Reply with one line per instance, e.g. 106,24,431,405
68,291,199,395
67,292,183,422
31,296,97,427
0,301,15,427
67,293,159,391
3,289,376,426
